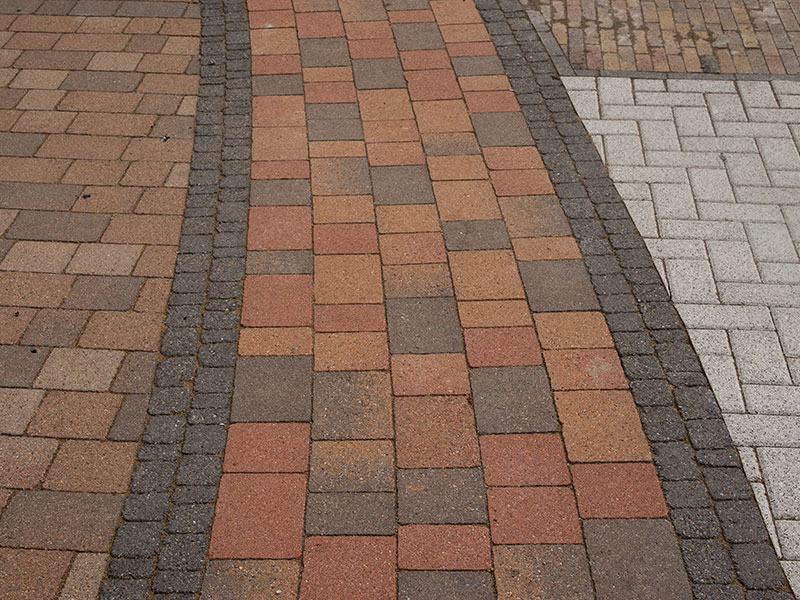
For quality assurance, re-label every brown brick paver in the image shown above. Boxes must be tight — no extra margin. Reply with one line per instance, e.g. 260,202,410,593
0,2,199,598
204,0,694,597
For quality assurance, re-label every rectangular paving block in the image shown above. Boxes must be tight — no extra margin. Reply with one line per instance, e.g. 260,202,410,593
470,366,558,433
398,468,487,524
231,356,312,422
311,371,393,440
518,260,599,312
305,492,396,535
493,544,594,600
0,491,123,551
386,297,463,354
584,519,692,599
397,571,494,600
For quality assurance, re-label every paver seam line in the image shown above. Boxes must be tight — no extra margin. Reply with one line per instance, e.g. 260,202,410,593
478,0,799,597
99,0,251,598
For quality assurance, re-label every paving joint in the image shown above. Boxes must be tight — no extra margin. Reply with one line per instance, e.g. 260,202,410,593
479,0,798,597
99,0,251,597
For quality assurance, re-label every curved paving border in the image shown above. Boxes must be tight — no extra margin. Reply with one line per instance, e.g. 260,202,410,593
100,0,251,597
475,0,799,597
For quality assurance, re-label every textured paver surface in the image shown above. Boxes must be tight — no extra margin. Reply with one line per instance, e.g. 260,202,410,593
0,1,199,598
565,73,800,595
526,0,800,74
1,0,797,598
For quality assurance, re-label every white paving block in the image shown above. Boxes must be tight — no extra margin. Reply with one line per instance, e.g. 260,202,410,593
622,199,658,237
730,330,793,385
634,78,666,91
746,222,799,262
640,119,680,151
635,91,705,106
737,446,762,481
568,89,600,119
759,262,800,284
743,384,800,415
675,304,775,329
609,165,688,183
645,238,706,259
698,353,746,412
778,521,800,561
667,79,736,93
614,181,651,200
773,80,800,95
681,136,759,153
674,106,715,136
602,104,674,121
781,560,800,595
736,186,800,205
727,415,800,446
583,119,639,135
688,329,730,355
769,170,800,188
718,282,800,308
562,76,596,90
652,183,697,219
772,308,800,357
665,258,719,303
660,219,746,241
598,76,634,105
714,121,792,138
707,93,748,121
723,153,771,186
707,240,761,283
698,202,784,223
753,481,784,556
757,137,800,170
604,134,645,165
759,447,800,516
688,168,736,202
737,80,779,108
646,150,723,168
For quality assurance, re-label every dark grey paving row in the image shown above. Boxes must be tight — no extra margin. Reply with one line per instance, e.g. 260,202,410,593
475,0,797,597
100,0,251,597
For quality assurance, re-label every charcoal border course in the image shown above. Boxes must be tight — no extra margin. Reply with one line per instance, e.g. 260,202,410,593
100,0,251,597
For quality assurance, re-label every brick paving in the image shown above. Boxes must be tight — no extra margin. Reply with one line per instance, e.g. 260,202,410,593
565,74,800,596
0,1,199,598
525,0,800,75
0,0,794,599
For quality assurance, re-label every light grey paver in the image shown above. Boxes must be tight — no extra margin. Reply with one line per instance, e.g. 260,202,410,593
706,240,760,283
664,258,718,303
743,385,800,415
759,447,800,517
746,223,799,262
729,331,793,385
687,168,735,202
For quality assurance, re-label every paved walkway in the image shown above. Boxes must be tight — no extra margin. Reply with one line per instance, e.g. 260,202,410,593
564,69,800,594
0,0,797,599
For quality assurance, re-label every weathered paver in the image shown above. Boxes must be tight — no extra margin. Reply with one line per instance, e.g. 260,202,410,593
566,73,800,595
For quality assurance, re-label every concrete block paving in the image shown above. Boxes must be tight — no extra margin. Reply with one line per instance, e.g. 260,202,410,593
0,0,788,598
565,73,800,596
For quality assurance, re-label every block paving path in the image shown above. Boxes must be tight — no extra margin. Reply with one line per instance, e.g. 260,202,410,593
0,0,794,598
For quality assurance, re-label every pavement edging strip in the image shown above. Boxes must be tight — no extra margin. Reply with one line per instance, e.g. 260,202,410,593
100,0,252,597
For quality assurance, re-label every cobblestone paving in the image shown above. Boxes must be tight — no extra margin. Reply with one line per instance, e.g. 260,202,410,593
524,0,800,75
0,1,199,598
565,73,800,595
